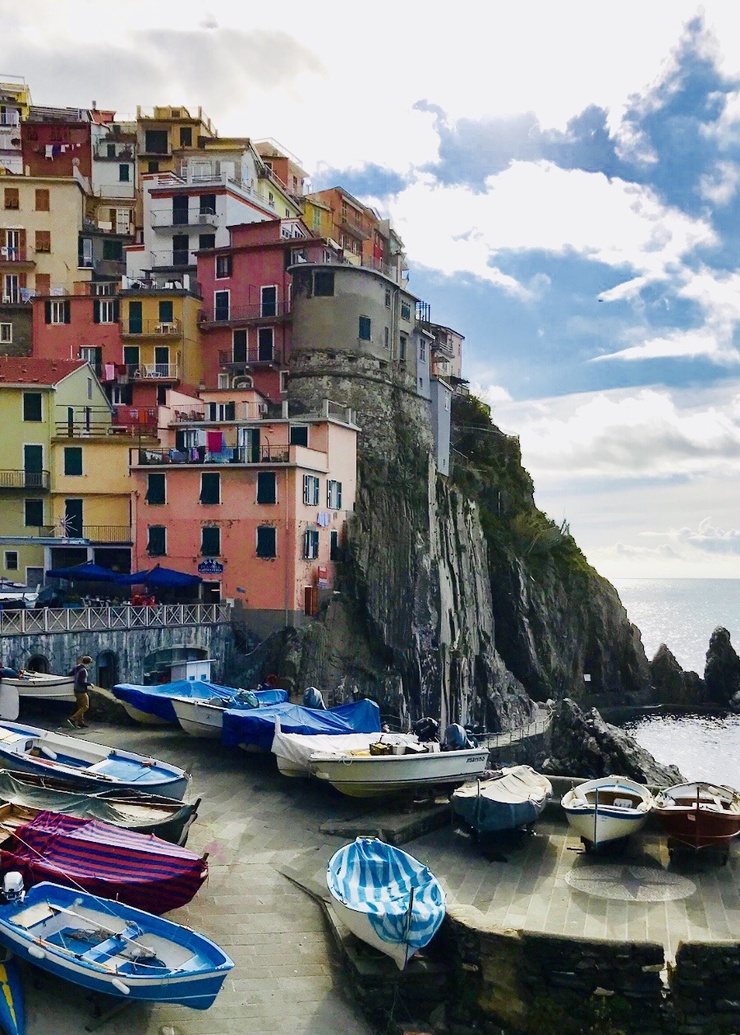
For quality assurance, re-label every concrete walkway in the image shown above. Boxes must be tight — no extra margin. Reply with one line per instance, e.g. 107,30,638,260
14,715,740,1034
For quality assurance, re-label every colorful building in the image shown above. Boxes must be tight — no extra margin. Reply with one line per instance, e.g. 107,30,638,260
0,74,32,175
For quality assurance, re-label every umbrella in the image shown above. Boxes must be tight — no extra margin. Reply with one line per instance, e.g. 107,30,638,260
116,565,202,588
45,562,120,582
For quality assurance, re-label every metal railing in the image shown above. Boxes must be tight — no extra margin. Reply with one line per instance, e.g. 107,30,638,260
201,300,290,324
125,363,179,381
121,319,182,336
476,708,553,750
0,470,50,490
136,443,291,465
0,601,231,635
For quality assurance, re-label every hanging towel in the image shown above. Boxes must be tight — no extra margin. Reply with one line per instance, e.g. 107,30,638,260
207,430,223,452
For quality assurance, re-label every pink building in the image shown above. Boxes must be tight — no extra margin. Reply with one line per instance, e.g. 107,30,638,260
130,390,358,635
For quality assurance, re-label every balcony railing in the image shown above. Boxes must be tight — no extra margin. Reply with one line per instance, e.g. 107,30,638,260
151,209,217,229
0,470,50,490
0,601,231,635
201,300,291,324
126,363,179,381
136,443,291,465
121,318,182,336
0,246,31,264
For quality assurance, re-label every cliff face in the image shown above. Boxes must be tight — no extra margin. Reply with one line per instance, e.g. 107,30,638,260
238,355,652,728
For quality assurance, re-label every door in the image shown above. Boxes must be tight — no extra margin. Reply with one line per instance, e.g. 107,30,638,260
154,346,169,377
261,286,277,317
172,196,189,226
64,499,83,538
5,229,20,260
128,301,142,334
239,428,260,463
172,234,189,266
2,274,19,304
23,444,43,488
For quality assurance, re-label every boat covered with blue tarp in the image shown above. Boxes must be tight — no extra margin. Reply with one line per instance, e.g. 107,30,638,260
112,680,288,724
222,699,381,753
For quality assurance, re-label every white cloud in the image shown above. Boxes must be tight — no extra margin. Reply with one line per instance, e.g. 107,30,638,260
698,160,740,204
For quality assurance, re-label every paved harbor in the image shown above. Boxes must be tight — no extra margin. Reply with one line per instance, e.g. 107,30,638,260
15,714,740,1034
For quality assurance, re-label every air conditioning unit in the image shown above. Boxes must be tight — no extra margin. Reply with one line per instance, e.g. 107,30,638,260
198,213,213,224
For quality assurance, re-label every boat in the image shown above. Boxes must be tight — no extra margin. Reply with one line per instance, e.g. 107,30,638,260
326,838,446,970
0,672,75,704
271,723,419,778
0,720,190,800
308,741,490,798
561,775,654,849
111,679,288,725
653,781,740,861
0,879,233,1009
172,686,289,739
0,947,24,1035
221,698,384,754
0,769,199,846
0,810,208,914
451,765,553,838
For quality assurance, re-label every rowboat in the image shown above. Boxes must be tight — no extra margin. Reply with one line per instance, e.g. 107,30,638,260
0,880,233,1009
0,769,199,846
0,720,190,800
561,775,654,850
326,838,446,970
111,679,288,725
308,742,490,798
653,781,740,861
0,810,208,914
451,766,553,838
0,672,75,704
271,722,419,778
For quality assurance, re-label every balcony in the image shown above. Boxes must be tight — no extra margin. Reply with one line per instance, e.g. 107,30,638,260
122,273,201,296
0,470,50,491
94,141,135,160
136,443,291,466
201,300,291,325
0,246,34,269
121,318,182,337
126,363,179,381
111,406,159,436
151,209,217,230
218,350,280,369
35,524,132,543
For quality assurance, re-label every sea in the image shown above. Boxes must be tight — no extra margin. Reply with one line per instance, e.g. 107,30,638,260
611,578,740,787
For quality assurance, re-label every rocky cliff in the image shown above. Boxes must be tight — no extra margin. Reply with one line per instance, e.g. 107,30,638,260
229,357,654,731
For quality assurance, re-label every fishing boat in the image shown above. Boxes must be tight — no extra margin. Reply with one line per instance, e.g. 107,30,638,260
172,687,289,739
451,766,553,838
221,698,384,754
112,680,287,726
0,769,199,846
326,838,446,970
0,672,75,704
0,946,24,1035
561,775,654,850
0,811,208,914
0,720,190,800
271,722,419,778
653,781,740,861
0,879,234,1009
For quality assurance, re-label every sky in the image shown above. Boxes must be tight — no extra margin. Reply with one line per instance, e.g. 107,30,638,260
3,0,740,579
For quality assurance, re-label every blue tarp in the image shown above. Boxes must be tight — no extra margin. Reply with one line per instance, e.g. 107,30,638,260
112,680,289,723
221,698,381,752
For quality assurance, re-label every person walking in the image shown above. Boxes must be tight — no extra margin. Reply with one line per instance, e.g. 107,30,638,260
68,655,93,729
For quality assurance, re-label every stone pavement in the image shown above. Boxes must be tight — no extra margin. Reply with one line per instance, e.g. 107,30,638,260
16,715,740,1034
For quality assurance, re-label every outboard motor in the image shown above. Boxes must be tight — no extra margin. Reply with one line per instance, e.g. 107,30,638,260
411,717,440,743
442,723,477,751
303,686,326,710
2,872,24,904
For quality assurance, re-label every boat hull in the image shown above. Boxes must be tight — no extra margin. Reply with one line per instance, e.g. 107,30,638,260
451,766,553,836
310,747,490,798
562,777,654,847
654,782,740,852
171,699,223,739
0,950,24,1035
2,675,75,704
0,881,233,1009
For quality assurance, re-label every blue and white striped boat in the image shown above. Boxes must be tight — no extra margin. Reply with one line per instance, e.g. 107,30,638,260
326,838,446,969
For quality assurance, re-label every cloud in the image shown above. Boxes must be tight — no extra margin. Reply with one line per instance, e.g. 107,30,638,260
646,517,740,554
698,160,740,204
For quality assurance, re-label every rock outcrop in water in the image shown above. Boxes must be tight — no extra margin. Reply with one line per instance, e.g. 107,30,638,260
541,698,685,784
704,626,740,709
649,643,707,706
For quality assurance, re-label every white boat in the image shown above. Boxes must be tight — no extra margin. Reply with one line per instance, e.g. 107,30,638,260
171,698,227,739
308,742,490,798
0,673,75,704
271,722,419,778
326,838,446,969
561,775,654,849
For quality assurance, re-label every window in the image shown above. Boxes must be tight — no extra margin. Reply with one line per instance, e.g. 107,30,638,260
330,530,341,561
384,326,390,348
304,529,319,560
4,551,18,571
128,301,142,334
256,526,277,558
3,273,19,303
4,188,18,210
145,130,168,154
327,480,343,509
147,161,159,173
199,193,216,215
158,300,173,323
420,340,426,362
401,301,411,321
147,526,166,556
303,474,319,506
24,499,43,527
200,472,220,504
261,285,277,317
35,274,50,295
23,393,42,422
257,471,276,504
399,334,407,362
118,164,130,182
45,299,70,325
0,323,11,344
279,370,289,393
214,290,229,321
115,209,131,235
359,316,371,341
201,526,220,556
314,270,334,296
172,233,189,266
79,237,93,268
102,239,123,261
35,230,50,253
64,447,83,476
216,255,232,279
179,127,192,147
385,288,392,307
233,328,247,363
290,425,308,447
93,299,119,324
35,189,49,211
79,346,102,374
146,472,166,504
257,327,273,361
199,234,215,250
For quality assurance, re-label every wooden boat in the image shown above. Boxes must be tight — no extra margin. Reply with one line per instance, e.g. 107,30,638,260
653,781,740,860
451,766,553,838
0,672,75,704
326,838,446,970
0,811,208,914
0,720,190,800
112,679,287,726
561,775,654,849
308,742,490,798
0,880,233,1009
0,946,24,1035
271,722,419,778
0,769,199,846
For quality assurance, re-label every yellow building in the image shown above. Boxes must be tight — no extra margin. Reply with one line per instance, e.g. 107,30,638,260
120,285,204,392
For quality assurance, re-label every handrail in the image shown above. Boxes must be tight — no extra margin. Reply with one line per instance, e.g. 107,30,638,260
0,602,232,635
